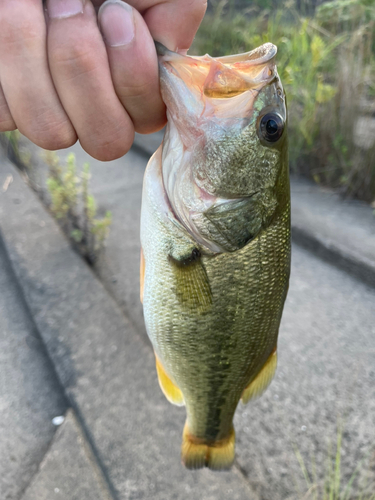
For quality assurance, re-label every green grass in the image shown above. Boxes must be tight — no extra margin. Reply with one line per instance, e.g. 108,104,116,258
1,133,111,263
191,0,375,202
293,424,375,500
45,151,112,263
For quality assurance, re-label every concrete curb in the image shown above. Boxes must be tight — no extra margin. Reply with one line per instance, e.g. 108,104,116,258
290,177,375,289
133,132,375,288
292,224,375,288
21,410,113,500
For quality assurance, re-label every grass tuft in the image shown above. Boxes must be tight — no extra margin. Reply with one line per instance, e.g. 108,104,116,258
45,151,112,264
293,424,375,500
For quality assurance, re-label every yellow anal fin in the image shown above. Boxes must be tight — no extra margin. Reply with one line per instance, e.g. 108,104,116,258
181,422,235,471
169,249,212,314
140,248,145,304
155,356,185,407
241,348,278,405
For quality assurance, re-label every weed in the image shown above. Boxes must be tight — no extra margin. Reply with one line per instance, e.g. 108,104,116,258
2,130,32,169
45,152,112,264
191,0,375,201
294,424,375,500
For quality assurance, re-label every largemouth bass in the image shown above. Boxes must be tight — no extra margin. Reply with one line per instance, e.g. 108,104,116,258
140,42,290,470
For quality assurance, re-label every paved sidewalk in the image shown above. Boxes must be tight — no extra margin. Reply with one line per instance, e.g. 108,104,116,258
22,410,112,500
291,177,375,287
67,141,375,499
1,136,375,499
0,229,67,500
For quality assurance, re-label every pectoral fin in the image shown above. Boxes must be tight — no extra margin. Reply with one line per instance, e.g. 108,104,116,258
241,348,277,404
155,356,185,407
169,248,212,313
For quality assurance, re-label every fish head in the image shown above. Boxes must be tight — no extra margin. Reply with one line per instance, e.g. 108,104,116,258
157,42,288,252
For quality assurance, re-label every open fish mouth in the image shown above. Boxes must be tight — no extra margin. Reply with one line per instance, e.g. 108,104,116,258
155,41,277,99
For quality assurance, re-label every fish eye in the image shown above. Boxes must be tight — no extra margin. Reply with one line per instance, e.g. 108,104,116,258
259,113,284,143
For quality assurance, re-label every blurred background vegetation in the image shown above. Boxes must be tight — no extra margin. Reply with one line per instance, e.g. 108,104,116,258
191,0,375,203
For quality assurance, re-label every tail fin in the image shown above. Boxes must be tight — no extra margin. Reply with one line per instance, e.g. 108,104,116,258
181,422,235,471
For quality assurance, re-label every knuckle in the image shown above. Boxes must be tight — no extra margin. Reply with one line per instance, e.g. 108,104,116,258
135,117,166,135
89,143,129,162
38,134,77,152
36,129,77,151
51,38,99,79
18,104,77,150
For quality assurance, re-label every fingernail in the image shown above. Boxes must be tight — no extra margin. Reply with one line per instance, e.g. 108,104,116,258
47,0,84,19
99,1,135,47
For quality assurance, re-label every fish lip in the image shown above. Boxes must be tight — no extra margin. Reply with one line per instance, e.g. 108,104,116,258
155,41,277,67
215,42,277,66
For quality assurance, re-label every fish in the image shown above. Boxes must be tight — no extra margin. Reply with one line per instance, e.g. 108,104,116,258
140,41,290,470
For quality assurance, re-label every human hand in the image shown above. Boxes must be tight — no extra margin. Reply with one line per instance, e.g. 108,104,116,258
0,0,206,160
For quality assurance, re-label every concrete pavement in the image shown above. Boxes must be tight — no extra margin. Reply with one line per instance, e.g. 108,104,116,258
22,410,112,500
1,136,375,499
66,141,375,499
0,228,67,500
